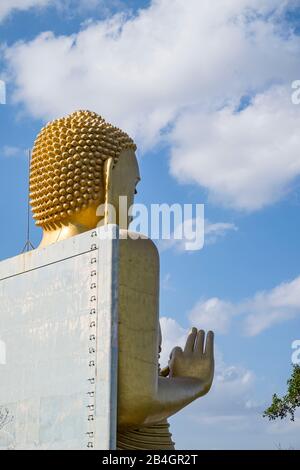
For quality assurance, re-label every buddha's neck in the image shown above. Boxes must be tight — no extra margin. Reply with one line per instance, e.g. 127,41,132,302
39,222,97,248
39,204,104,248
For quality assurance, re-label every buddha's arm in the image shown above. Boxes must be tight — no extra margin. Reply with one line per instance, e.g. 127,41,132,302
117,236,214,430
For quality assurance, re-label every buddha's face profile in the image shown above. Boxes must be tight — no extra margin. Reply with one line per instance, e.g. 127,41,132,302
104,147,140,229
64,147,140,232
29,110,139,246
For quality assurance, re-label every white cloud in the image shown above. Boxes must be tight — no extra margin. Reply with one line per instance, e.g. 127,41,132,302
197,361,256,419
243,276,300,336
7,0,297,138
189,298,236,335
205,221,238,245
4,0,300,212
187,275,300,336
0,0,51,22
170,86,300,211
161,276,300,339
159,218,237,253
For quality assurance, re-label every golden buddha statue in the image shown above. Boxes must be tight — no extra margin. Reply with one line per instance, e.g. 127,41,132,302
29,110,215,450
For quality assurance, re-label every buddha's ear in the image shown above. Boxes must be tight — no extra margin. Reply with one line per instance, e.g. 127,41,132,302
103,157,115,225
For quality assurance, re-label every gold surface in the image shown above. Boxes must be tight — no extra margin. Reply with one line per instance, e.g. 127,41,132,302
32,110,215,450
117,420,175,450
30,110,136,228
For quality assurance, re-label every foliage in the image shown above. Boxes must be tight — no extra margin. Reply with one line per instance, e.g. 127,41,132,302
264,365,300,422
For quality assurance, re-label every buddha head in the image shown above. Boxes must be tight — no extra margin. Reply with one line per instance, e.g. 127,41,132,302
29,110,140,246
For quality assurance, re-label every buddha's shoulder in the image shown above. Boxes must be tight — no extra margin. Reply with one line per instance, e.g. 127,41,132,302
119,230,159,261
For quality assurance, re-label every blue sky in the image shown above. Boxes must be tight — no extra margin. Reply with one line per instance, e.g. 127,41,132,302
1,0,300,449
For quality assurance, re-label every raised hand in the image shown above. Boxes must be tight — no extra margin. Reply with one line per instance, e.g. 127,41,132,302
168,328,214,394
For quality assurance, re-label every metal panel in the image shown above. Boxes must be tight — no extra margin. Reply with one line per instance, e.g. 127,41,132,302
0,226,119,450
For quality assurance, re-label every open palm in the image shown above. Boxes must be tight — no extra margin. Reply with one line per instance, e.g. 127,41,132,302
168,328,214,393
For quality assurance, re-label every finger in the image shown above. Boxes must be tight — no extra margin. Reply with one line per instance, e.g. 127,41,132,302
184,327,197,353
195,329,205,354
160,366,170,377
169,346,183,360
204,331,214,357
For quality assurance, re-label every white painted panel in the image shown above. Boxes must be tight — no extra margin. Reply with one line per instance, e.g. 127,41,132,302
0,226,119,450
